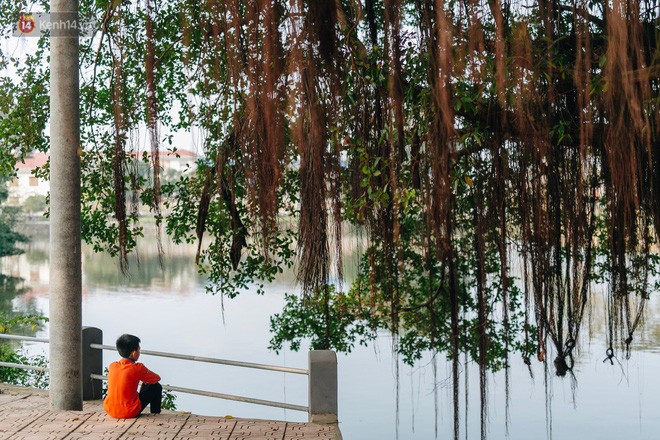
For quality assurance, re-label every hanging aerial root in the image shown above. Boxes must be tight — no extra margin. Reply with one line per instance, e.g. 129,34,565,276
110,32,128,275
145,0,164,268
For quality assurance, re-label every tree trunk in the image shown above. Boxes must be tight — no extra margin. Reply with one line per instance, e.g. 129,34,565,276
49,0,82,411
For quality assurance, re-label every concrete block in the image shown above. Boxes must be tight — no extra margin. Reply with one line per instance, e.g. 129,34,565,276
308,350,337,424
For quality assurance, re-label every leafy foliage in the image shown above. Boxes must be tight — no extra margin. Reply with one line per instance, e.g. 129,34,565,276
0,313,49,389
0,344,49,389
1,2,659,437
161,388,177,411
0,181,27,258
270,287,381,354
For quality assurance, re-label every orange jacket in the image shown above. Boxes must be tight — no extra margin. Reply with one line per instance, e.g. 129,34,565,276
103,358,161,419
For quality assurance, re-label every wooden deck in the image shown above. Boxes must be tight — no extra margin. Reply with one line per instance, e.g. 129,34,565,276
0,386,342,439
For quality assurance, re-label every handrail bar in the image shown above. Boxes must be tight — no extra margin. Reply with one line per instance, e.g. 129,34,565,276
89,343,308,376
89,374,308,413
0,334,50,343
0,332,326,416
0,361,48,372
0,336,308,376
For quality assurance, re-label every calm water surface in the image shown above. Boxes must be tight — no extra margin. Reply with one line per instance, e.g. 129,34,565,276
2,224,660,439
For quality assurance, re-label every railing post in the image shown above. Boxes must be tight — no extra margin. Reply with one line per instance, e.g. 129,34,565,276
82,327,102,400
308,350,338,423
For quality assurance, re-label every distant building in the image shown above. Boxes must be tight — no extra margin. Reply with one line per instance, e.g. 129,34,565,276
8,151,49,206
157,149,198,173
7,149,198,206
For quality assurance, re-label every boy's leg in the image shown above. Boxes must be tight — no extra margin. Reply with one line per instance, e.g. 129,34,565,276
139,382,162,414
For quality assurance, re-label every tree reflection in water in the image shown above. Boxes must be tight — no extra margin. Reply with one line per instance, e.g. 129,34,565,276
3,224,660,438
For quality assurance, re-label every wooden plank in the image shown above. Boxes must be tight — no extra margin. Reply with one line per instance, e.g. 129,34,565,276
118,413,190,440
283,422,340,439
67,411,138,440
228,420,287,440
0,392,32,407
6,410,94,440
0,393,48,409
0,388,342,439
0,408,49,439
174,415,237,440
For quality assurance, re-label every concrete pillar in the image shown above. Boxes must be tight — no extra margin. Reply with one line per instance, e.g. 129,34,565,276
308,350,338,423
49,0,82,410
82,327,102,400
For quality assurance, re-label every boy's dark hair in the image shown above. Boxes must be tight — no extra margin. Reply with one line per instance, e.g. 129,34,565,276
116,334,141,358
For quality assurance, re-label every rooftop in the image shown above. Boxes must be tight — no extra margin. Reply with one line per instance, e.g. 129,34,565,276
13,149,198,170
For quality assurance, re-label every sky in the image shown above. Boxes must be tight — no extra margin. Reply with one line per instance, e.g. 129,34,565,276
2,27,203,157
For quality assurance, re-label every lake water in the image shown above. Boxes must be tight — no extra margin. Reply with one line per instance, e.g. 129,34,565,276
3,223,660,439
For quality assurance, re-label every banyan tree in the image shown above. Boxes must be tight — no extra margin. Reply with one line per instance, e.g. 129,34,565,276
1,0,659,438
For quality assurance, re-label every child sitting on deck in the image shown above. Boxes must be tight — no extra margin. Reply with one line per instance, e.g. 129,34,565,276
103,334,162,418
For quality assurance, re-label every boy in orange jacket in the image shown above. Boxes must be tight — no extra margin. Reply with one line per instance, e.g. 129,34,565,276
103,334,162,418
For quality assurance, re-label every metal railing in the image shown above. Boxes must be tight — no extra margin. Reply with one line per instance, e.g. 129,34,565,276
85,372,307,412
88,342,308,412
0,334,49,372
0,329,337,421
89,343,308,375
0,361,49,372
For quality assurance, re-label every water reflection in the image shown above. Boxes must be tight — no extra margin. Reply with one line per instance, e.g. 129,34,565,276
83,246,202,292
0,274,29,307
0,274,38,319
4,223,660,439
6,223,202,296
